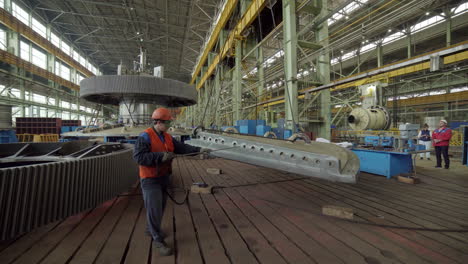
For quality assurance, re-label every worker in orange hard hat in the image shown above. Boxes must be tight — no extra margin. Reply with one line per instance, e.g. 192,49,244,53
133,107,210,256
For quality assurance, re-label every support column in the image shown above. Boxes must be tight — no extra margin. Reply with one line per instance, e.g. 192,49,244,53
232,40,242,123
356,52,361,73
214,67,221,127
283,0,298,131
256,46,265,120
407,31,412,58
446,14,452,47
316,0,331,139
203,80,209,127
376,43,383,67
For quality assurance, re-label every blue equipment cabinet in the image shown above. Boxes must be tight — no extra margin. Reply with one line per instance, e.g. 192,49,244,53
352,149,413,179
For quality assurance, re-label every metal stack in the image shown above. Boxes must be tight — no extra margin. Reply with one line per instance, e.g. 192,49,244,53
0,141,138,240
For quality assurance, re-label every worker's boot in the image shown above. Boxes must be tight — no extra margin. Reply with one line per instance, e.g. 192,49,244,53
153,240,173,256
145,229,166,239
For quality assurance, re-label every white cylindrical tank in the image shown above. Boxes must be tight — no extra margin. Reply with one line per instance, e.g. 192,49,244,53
348,105,391,130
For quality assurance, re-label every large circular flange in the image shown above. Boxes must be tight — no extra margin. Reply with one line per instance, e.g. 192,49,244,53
80,75,197,107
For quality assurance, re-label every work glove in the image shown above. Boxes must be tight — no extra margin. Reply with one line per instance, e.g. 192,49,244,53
200,148,212,154
161,152,175,162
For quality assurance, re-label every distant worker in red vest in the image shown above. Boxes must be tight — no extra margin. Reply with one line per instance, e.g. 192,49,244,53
133,107,210,256
432,119,452,169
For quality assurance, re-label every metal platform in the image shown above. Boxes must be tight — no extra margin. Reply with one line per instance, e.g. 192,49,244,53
1,157,467,263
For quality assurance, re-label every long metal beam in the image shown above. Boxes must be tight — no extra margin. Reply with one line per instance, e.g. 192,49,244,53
190,0,239,84
249,42,468,108
186,130,359,183
194,0,269,90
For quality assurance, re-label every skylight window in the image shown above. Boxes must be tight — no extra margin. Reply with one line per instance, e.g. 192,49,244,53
360,42,377,53
341,50,357,61
382,31,405,44
412,16,445,33
452,2,468,17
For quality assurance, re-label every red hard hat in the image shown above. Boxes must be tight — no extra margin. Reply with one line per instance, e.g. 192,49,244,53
152,107,173,120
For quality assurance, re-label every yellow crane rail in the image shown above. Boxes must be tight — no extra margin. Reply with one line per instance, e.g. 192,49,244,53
194,0,268,90
190,0,239,85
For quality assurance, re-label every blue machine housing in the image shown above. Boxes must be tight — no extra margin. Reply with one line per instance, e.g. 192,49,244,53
352,149,413,178
364,136,393,147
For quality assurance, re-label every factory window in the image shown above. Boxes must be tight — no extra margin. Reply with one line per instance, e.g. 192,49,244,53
33,93,46,104
32,47,47,69
47,110,56,118
61,101,70,108
360,42,377,53
61,41,71,55
20,41,30,61
453,2,468,17
48,98,56,105
451,86,468,93
331,57,340,65
71,103,78,110
55,61,60,74
79,105,86,112
50,32,60,47
79,55,85,65
0,0,3,8
382,31,405,45
12,106,21,118
60,64,71,81
341,50,357,61
0,29,6,50
412,15,445,33
31,18,46,38
62,111,71,119
12,3,29,26
73,50,79,60
8,88,20,98
76,74,84,84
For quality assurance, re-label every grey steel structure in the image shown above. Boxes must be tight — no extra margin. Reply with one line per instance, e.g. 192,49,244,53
187,130,360,183
0,141,138,240
80,75,197,107
79,75,197,125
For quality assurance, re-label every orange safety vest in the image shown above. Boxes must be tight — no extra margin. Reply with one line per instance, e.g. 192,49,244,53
139,127,175,179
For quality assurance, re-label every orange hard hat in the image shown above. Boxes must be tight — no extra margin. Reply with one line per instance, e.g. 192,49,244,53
152,107,173,120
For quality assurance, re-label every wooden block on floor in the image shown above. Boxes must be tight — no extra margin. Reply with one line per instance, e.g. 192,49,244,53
191,185,213,194
206,168,222,175
322,205,354,220
397,175,420,184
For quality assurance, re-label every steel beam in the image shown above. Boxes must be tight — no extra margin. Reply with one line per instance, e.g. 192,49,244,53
187,131,359,183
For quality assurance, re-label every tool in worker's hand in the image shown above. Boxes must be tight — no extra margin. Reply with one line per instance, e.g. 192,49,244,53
175,146,238,157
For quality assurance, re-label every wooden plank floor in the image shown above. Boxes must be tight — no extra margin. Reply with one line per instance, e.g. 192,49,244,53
1,156,467,264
